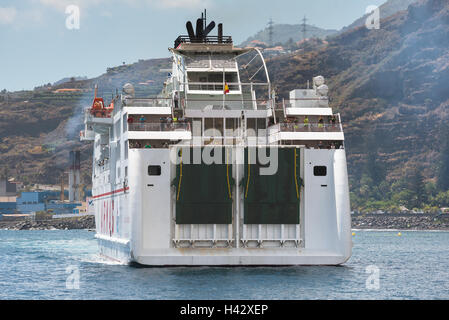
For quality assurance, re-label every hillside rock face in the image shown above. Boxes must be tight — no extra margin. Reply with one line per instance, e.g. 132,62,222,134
239,23,337,47
267,0,449,182
340,0,418,33
0,58,169,184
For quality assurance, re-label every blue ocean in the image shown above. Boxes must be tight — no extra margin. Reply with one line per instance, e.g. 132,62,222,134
0,229,448,300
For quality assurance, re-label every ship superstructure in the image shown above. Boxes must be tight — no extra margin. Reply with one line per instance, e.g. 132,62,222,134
81,13,352,265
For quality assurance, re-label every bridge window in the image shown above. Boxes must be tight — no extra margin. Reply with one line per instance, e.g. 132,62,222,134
187,72,239,91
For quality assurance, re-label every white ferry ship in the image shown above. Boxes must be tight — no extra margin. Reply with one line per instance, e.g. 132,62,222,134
81,13,352,266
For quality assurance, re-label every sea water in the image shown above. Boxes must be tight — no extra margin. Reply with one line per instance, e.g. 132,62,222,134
0,229,448,299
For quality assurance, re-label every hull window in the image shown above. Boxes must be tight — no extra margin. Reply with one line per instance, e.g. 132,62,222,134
313,166,327,176
148,165,162,176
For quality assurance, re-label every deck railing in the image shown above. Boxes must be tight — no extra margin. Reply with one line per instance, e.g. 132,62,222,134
123,97,174,108
85,108,112,118
183,98,272,111
128,122,190,132
272,123,342,133
174,35,233,48
275,99,329,110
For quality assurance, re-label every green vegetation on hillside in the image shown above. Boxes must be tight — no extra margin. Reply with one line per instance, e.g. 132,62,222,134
261,0,449,212
350,135,449,212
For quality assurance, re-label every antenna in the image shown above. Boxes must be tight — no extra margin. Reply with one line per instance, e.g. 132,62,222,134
267,18,274,47
302,15,307,40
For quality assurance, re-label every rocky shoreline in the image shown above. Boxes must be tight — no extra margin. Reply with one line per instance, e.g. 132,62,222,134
0,215,95,230
1,214,449,231
351,214,449,230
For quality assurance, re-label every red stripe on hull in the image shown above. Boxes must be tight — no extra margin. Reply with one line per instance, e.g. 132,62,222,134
92,187,130,199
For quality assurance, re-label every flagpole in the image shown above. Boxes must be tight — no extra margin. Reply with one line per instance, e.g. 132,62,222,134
223,67,225,109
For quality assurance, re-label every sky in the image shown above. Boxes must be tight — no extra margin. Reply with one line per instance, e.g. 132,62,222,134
0,0,385,91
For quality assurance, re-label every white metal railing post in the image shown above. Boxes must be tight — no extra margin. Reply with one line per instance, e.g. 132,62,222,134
271,88,276,124
235,146,240,248
338,113,343,132
282,98,286,117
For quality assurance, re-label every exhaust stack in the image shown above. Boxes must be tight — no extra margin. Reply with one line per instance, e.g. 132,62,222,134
68,150,81,202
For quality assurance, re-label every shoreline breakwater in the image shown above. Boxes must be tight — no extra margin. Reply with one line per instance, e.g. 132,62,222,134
0,215,95,230
1,214,449,231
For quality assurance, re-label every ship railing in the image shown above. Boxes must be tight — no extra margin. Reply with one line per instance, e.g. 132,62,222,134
174,81,273,110
79,129,95,141
84,108,112,118
184,81,269,91
186,81,247,92
174,35,233,47
128,122,190,132
337,113,344,135
275,100,329,110
123,97,174,108
183,98,272,111
270,122,343,133
287,97,328,102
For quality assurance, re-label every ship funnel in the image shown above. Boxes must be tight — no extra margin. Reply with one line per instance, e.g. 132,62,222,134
185,12,216,43
68,150,81,203
218,23,223,43
186,21,195,42
204,21,215,36
196,18,204,41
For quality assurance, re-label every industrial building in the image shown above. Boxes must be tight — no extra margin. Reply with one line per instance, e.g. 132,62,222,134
0,179,17,214
16,191,81,215
0,150,87,216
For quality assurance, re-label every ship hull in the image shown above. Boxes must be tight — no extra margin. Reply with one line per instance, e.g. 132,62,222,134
132,249,350,266
94,240,350,266
92,147,352,266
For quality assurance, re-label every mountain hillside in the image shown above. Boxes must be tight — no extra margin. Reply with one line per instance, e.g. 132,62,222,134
340,0,418,33
239,23,337,47
262,0,449,210
0,58,170,186
53,76,88,86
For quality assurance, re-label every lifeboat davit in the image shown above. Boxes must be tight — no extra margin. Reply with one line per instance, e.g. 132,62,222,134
90,85,113,117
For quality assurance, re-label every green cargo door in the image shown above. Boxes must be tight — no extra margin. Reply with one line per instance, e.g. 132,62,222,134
174,147,233,224
243,148,301,224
